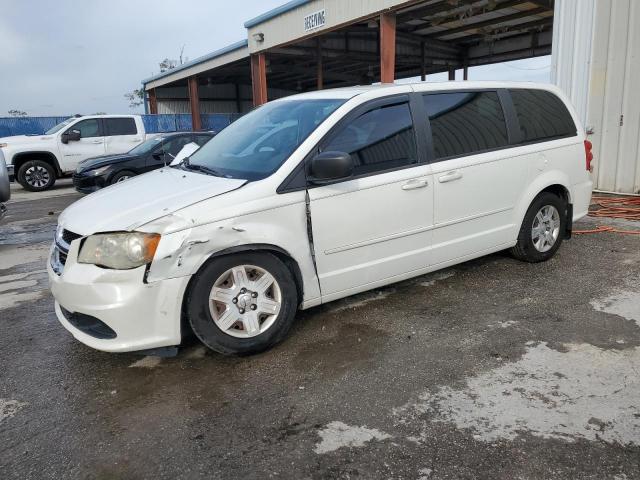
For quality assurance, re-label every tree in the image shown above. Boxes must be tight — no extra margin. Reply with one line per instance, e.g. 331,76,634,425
124,88,144,109
8,109,27,117
125,50,187,110
159,58,177,73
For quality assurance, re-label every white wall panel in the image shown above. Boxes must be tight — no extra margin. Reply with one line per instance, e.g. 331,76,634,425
554,0,640,193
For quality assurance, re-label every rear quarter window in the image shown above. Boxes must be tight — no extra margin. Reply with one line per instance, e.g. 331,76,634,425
509,89,577,143
105,118,137,136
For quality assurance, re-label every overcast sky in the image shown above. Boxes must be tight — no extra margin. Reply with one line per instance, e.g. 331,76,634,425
1,0,551,116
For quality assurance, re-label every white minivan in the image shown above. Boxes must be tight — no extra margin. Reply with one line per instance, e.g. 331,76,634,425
48,82,593,355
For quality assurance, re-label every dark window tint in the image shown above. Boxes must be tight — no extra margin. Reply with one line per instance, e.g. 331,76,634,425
424,91,508,160
70,119,101,138
194,135,213,146
104,118,137,136
324,102,417,176
510,89,576,143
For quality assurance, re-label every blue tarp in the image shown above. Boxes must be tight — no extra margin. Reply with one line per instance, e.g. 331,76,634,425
0,113,242,137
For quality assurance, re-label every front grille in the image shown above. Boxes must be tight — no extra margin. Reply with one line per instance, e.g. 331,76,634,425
60,306,117,339
62,229,82,245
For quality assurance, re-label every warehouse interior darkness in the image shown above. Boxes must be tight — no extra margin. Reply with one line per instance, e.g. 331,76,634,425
143,0,554,123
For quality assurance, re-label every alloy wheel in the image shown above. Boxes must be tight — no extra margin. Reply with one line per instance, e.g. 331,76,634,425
25,165,50,188
531,205,560,252
208,264,282,338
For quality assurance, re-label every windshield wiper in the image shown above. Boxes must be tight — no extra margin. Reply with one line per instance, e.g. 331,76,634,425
181,157,224,177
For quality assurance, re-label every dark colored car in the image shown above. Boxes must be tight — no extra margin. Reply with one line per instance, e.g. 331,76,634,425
72,132,214,193
0,150,10,220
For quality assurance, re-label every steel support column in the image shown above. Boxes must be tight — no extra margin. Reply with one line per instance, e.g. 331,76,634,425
251,53,268,106
188,76,201,131
380,12,396,84
420,41,426,81
148,88,158,114
317,39,324,90
448,67,456,81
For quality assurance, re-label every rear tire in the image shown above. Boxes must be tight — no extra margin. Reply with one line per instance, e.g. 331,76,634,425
17,160,56,192
510,191,566,263
109,170,136,185
186,252,299,355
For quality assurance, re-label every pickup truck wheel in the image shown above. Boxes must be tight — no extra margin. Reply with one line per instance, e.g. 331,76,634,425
17,160,56,192
186,252,299,355
110,170,136,185
510,192,566,263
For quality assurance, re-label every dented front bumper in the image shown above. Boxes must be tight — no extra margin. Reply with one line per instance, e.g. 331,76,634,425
47,240,190,353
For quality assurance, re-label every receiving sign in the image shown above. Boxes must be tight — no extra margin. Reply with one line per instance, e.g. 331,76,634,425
304,9,326,31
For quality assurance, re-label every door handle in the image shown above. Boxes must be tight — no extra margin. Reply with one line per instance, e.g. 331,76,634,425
402,179,429,190
91,139,103,144
131,138,142,142
438,170,463,183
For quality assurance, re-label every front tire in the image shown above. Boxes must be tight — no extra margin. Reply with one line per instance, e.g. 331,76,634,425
17,160,56,192
109,170,136,185
186,252,299,355
510,191,566,263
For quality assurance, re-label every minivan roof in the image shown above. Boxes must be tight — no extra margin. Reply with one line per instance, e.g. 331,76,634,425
278,81,564,101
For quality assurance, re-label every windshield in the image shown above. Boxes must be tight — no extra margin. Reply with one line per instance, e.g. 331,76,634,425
45,118,76,135
185,98,345,180
128,136,165,155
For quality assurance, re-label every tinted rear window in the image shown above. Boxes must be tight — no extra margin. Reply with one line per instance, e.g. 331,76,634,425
423,91,508,160
510,89,576,143
105,118,137,136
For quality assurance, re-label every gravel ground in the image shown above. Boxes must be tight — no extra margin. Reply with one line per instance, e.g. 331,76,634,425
1,181,639,479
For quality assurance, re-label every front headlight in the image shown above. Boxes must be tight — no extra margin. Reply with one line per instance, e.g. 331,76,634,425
0,143,7,148
83,165,111,176
78,232,161,269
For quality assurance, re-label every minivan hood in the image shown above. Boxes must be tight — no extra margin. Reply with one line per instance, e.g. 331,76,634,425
59,168,246,235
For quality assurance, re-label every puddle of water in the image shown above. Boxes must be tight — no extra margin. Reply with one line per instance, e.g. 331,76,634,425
0,290,46,310
396,342,640,445
314,421,391,454
0,279,38,293
591,289,640,327
0,244,49,270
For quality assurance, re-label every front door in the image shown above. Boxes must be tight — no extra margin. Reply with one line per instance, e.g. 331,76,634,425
308,97,434,301
58,118,105,172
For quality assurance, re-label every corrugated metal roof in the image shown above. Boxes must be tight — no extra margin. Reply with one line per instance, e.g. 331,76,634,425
141,39,249,85
244,0,314,28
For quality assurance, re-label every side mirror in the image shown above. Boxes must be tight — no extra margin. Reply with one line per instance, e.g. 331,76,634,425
152,152,165,161
62,130,81,144
309,151,353,184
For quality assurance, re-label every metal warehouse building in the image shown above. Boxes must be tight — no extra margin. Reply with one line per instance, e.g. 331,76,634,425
142,0,640,194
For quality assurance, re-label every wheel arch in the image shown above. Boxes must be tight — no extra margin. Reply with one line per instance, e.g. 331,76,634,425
13,151,62,177
512,172,573,243
182,243,304,307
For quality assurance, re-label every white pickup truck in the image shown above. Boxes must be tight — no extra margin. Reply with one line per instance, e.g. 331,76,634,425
0,115,153,191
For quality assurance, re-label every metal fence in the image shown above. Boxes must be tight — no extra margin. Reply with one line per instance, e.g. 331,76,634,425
0,113,243,137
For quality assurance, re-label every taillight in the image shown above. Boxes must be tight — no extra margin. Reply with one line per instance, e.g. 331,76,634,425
584,140,593,172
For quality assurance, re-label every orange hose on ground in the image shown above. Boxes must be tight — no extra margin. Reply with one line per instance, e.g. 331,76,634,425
573,196,640,235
